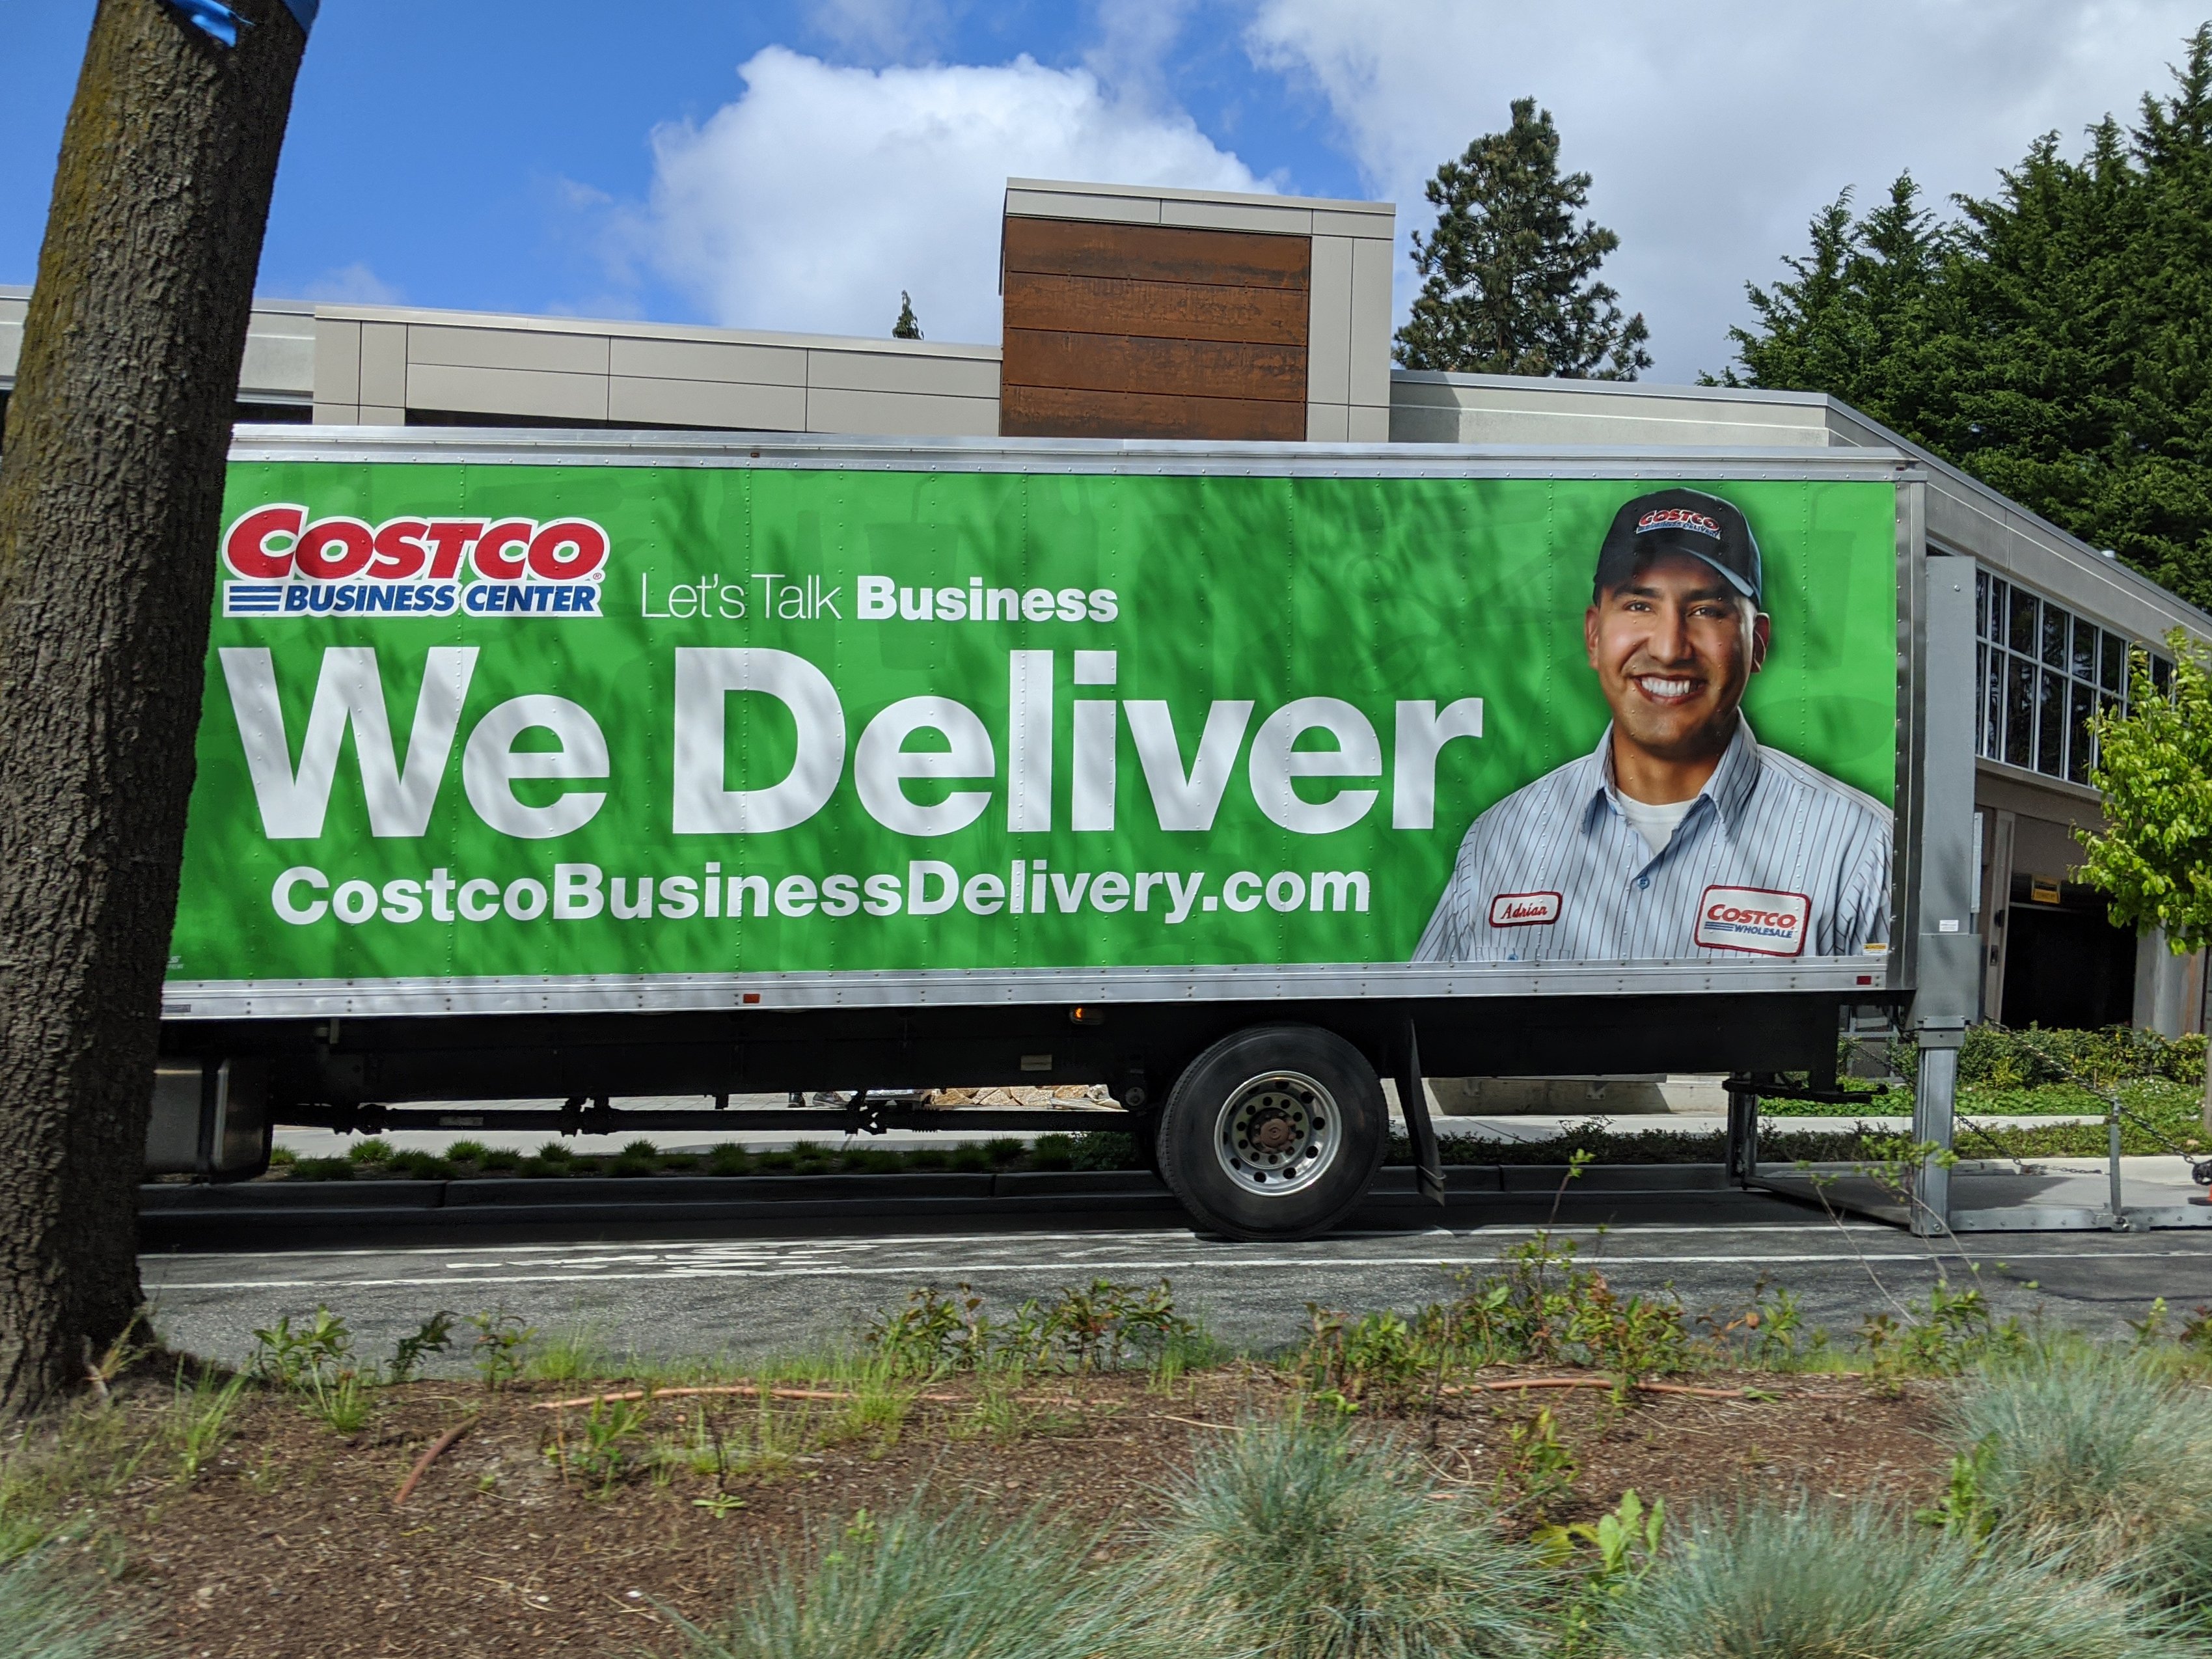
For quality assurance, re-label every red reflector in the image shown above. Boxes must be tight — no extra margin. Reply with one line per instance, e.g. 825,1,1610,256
1855,975,1874,985
741,992,761,1004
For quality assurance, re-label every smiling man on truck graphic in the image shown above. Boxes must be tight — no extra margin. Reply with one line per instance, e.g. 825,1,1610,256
1413,488,1892,963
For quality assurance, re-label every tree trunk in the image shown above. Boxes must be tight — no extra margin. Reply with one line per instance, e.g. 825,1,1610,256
0,0,305,1414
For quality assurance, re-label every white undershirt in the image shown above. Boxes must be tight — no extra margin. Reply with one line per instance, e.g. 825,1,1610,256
1617,793,1696,856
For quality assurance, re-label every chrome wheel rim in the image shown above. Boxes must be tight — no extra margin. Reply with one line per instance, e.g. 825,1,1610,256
1212,1069,1341,1196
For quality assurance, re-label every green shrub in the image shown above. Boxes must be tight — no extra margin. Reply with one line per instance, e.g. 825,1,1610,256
609,1152,656,1178
754,1151,797,1172
905,1147,949,1171
534,1140,575,1164
389,1150,453,1180
266,1144,297,1166
0,1550,145,1658
479,1147,521,1172
839,1147,905,1174
345,1136,395,1164
659,1153,701,1172
1956,1024,2205,1091
676,1501,1122,1659
707,1143,752,1175
1030,1132,1076,1171
983,1136,1027,1166
1600,1494,2189,1658
288,1156,353,1181
1945,1345,2212,1619
1071,1130,1141,1170
949,1144,993,1172
619,1137,660,1160
443,1138,492,1163
1123,1416,1546,1658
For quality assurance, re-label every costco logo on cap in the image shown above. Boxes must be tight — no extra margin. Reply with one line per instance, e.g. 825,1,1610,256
1637,507,1723,540
1693,886,1810,956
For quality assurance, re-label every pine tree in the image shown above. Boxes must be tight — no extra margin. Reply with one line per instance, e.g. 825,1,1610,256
1395,98,1651,379
893,292,922,341
1721,26,2212,609
1714,174,1952,438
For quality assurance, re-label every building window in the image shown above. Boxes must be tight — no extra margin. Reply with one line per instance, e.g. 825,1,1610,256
1974,569,2164,782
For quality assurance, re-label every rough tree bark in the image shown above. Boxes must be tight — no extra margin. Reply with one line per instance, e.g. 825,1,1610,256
0,0,306,1414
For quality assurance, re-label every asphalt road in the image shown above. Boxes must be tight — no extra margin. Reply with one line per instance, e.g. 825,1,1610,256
140,1188,2212,1375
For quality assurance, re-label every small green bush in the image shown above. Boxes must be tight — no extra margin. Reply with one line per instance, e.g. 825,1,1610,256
949,1144,993,1173
1124,1416,1546,1658
1070,1129,1140,1170
676,1501,1123,1659
266,1144,297,1166
983,1136,1027,1166
1946,1345,2212,1619
289,1156,353,1181
839,1147,905,1174
619,1137,659,1160
707,1144,751,1175
905,1147,949,1171
608,1153,656,1178
346,1136,396,1164
1955,1024,2206,1091
443,1138,492,1163
389,1150,454,1180
534,1140,575,1163
479,1147,521,1172
1600,1494,2191,1658
1030,1133,1076,1172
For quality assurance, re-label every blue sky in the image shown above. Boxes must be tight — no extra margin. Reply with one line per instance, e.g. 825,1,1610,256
7,2,2209,381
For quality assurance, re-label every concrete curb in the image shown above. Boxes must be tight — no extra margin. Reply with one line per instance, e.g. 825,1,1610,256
138,1162,1743,1238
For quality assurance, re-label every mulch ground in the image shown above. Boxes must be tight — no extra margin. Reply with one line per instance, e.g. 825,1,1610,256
61,1365,1948,1658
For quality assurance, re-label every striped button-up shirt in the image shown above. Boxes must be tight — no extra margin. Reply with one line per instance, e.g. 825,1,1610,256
1412,719,1891,963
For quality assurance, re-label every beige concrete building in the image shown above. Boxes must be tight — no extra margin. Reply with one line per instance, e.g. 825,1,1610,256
3,174,2204,1034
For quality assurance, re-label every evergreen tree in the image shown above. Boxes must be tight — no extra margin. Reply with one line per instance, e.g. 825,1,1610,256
893,292,923,340
1395,98,1651,379
1715,174,1952,438
1722,25,2212,609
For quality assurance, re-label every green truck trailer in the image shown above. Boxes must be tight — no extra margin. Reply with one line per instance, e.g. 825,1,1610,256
148,428,1980,1238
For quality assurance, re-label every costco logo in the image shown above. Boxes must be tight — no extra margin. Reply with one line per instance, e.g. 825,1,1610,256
1489,891,1563,927
1693,885,1810,956
1636,508,1723,540
221,505,608,621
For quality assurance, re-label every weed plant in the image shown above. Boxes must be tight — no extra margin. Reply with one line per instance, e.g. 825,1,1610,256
345,1137,395,1163
1123,1416,1548,1659
0,1550,144,1659
1943,1344,2212,1619
1600,1494,2193,1658
867,1280,1197,1377
675,1501,1123,1659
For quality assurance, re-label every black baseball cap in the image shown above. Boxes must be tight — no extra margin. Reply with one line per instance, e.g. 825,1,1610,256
1594,488,1762,606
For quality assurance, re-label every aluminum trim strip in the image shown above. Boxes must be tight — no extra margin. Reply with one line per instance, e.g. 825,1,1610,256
228,427,1921,484
160,959,1890,1019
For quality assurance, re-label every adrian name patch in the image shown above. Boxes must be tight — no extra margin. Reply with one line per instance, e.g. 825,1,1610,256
1694,886,1811,956
1489,891,1563,928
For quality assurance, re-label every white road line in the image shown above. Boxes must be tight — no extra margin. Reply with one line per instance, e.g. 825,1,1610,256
139,1249,2212,1293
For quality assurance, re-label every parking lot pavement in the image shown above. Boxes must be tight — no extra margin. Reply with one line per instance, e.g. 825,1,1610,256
141,1193,2212,1375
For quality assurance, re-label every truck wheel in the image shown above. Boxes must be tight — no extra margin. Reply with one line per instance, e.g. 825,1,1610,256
1154,1026,1386,1241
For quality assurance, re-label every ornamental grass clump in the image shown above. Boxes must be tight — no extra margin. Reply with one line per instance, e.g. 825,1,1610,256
675,1500,1123,1659
0,1551,144,1659
1946,1343,2212,1617
1599,1495,2191,1659
1123,1416,1547,1659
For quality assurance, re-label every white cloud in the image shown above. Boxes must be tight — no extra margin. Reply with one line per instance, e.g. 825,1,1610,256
804,0,952,63
1246,0,2212,381
299,261,403,305
633,46,1265,343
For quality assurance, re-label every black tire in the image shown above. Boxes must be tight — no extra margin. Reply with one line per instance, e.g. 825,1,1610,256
1154,1025,1387,1241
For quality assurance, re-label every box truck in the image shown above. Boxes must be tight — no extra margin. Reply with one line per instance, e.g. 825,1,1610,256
151,428,1980,1238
